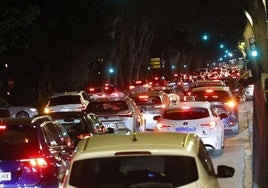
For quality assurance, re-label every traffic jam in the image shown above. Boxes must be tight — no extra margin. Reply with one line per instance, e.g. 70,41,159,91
0,65,253,187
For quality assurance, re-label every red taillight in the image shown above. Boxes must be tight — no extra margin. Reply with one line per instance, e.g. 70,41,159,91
205,89,214,93
199,122,216,129
89,88,95,92
154,104,166,108
76,104,86,111
135,81,142,84
129,85,135,90
20,158,48,168
139,95,148,99
0,125,6,130
156,123,174,130
181,106,190,110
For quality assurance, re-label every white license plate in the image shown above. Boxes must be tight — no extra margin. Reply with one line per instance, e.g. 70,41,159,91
175,127,196,133
0,172,11,181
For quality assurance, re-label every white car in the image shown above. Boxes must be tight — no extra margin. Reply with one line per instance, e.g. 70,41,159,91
61,132,235,188
86,97,145,133
129,90,171,131
0,99,38,118
44,91,90,113
154,101,227,155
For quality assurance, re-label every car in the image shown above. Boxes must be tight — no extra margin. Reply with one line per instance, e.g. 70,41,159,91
44,91,91,113
102,83,125,100
47,111,107,146
0,98,38,118
128,80,150,95
0,116,74,187
84,85,110,101
85,84,125,100
154,101,226,155
61,132,235,188
129,90,171,131
86,97,145,133
190,86,239,134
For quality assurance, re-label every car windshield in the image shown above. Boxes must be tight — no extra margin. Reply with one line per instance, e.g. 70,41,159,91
49,95,81,105
69,155,198,187
163,107,209,120
0,124,39,159
88,101,128,113
192,90,232,102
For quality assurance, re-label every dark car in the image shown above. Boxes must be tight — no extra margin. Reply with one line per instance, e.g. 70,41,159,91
0,116,74,188
48,111,106,146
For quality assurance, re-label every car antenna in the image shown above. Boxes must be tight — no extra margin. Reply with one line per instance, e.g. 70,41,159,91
132,132,137,142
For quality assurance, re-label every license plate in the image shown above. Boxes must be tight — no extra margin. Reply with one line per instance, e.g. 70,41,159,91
175,127,196,133
0,172,11,181
104,123,118,129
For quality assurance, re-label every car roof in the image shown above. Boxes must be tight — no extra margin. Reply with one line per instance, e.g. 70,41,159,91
50,91,85,98
129,90,165,97
0,115,52,127
74,132,201,160
191,86,231,92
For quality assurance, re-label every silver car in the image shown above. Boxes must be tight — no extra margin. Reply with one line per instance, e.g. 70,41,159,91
0,99,38,118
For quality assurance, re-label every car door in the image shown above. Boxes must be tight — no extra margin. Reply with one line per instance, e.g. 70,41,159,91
41,121,74,180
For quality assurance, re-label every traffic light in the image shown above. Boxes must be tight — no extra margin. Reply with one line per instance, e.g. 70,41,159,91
249,37,258,58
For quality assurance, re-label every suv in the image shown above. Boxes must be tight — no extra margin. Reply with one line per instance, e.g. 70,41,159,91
86,97,145,133
0,116,74,187
62,132,235,188
129,90,170,130
44,91,90,113
190,86,239,134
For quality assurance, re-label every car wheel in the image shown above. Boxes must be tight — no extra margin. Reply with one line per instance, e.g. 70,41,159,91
16,111,30,118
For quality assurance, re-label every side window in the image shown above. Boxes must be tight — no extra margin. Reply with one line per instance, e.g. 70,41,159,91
198,140,216,176
42,121,71,147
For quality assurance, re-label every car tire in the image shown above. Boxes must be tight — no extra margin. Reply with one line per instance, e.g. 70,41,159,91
16,111,30,118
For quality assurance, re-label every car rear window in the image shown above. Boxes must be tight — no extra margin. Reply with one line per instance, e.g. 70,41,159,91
0,124,39,159
49,95,81,105
88,101,128,113
131,96,162,106
192,90,232,102
69,156,198,187
163,107,209,120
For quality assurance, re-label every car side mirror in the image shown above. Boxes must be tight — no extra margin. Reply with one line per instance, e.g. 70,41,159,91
216,165,235,178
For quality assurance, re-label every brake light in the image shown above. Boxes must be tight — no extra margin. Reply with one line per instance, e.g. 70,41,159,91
89,88,95,92
135,81,142,84
156,123,174,130
129,85,135,90
154,104,166,108
205,89,214,93
181,106,190,110
139,95,148,99
0,125,6,130
76,104,86,111
20,158,48,168
199,121,216,129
